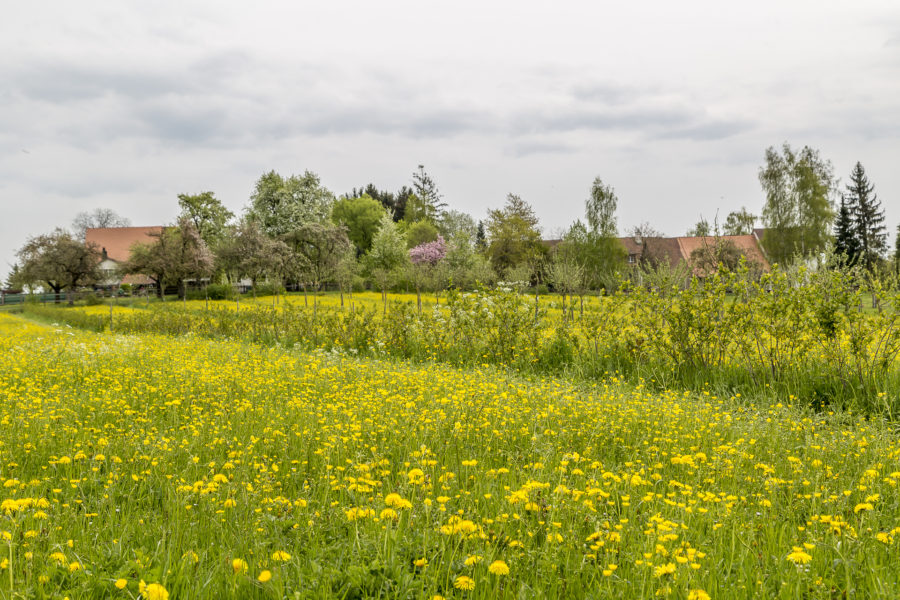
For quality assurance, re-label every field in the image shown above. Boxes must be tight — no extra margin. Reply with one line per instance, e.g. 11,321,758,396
2,301,900,599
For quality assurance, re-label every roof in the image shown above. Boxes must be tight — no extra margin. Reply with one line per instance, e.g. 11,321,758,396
85,226,163,263
676,235,769,269
618,234,769,272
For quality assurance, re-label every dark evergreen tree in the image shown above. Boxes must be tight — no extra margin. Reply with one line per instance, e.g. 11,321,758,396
475,220,487,251
833,195,860,266
847,162,886,272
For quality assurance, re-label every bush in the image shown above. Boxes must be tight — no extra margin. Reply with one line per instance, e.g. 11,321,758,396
83,292,103,306
249,283,284,298
119,284,132,296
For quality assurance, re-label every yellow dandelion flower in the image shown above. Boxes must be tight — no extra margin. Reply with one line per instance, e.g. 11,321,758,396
271,551,291,561
688,591,711,600
453,575,476,591
115,579,128,590
653,563,676,577
488,560,509,575
786,547,812,564
258,570,272,583
232,558,248,574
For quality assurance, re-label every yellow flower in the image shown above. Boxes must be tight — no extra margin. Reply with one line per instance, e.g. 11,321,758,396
854,502,873,514
258,570,272,583
232,558,248,574
414,557,428,568
223,498,236,508
144,583,169,600
688,590,711,600
453,575,476,591
271,550,291,561
384,493,412,509
786,547,812,564
653,563,676,577
464,555,483,566
488,560,510,575
380,508,398,521
115,579,128,590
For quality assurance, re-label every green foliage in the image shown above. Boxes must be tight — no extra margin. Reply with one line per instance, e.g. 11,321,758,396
246,170,335,237
485,194,544,277
16,228,102,300
331,194,386,254
759,143,836,264
846,161,886,273
408,165,445,222
404,220,439,249
177,191,234,247
723,207,756,236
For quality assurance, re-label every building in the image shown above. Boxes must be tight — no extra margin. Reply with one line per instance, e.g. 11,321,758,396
85,226,163,288
620,234,770,275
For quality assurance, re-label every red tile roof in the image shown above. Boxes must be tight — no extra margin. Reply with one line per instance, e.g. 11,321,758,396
85,227,163,263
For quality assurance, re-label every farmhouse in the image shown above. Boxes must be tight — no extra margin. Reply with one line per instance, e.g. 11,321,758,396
621,234,769,272
85,226,163,288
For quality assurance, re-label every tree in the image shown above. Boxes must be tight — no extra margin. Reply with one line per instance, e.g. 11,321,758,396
546,239,585,320
894,224,900,276
346,184,410,222
475,221,487,251
408,235,447,313
365,214,409,313
331,194,387,255
216,220,293,297
833,196,860,266
72,208,131,239
405,220,439,248
123,220,213,299
846,162,886,273
283,222,352,293
444,232,493,290
408,165,446,223
585,178,619,237
723,208,756,236
689,238,745,276
177,191,234,248
246,170,335,237
438,210,477,242
485,194,544,278
629,221,664,239
759,143,836,264
581,177,626,289
17,229,101,303
687,218,711,237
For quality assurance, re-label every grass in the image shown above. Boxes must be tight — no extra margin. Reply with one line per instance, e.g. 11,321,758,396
1,312,900,598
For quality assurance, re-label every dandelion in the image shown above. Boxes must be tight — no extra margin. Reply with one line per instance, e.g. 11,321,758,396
115,579,127,589
464,555,483,566
271,551,291,561
258,570,272,583
453,575,476,591
414,557,428,568
688,591,711,600
786,547,812,564
488,560,510,575
232,558,248,574
653,563,676,577
144,583,169,600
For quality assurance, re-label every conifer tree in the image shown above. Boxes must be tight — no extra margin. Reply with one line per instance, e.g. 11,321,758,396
833,195,860,266
846,162,885,272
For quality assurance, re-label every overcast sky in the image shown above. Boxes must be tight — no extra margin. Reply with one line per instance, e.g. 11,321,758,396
2,1,899,281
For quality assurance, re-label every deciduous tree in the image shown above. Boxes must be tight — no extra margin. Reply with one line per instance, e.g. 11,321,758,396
177,191,234,248
759,143,836,264
246,170,335,237
331,194,386,255
17,228,101,303
485,194,544,278
72,208,131,240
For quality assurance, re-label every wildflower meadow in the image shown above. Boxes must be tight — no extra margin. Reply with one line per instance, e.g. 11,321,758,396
2,281,900,598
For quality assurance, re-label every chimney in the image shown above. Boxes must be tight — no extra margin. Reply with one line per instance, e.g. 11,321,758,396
102,247,108,260
633,235,642,245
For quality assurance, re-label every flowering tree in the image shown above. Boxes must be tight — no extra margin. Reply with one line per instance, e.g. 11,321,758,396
409,236,446,313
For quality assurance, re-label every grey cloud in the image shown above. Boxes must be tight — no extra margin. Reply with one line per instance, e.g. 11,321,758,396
505,140,577,157
655,118,755,141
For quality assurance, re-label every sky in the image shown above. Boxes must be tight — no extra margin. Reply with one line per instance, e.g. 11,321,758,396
2,1,899,282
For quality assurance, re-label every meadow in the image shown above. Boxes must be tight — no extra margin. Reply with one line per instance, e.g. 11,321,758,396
2,302,900,599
